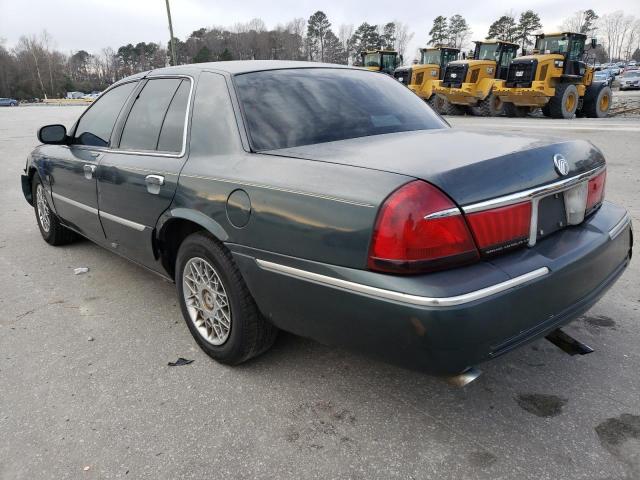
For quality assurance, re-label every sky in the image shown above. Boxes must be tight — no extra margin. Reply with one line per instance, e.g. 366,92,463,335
1,0,639,60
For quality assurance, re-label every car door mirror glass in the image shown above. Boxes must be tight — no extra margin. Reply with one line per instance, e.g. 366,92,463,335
38,124,67,144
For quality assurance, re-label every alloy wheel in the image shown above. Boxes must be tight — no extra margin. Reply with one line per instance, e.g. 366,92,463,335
36,183,51,233
182,257,232,345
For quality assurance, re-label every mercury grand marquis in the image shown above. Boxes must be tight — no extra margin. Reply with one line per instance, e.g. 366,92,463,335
21,61,633,382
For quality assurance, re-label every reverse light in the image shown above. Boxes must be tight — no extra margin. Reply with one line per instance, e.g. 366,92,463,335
368,181,478,274
466,202,532,254
564,182,589,225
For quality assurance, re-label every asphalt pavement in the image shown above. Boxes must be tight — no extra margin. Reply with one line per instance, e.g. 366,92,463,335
1,106,639,479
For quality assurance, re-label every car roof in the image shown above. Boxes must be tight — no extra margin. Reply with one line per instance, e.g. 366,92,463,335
110,61,360,89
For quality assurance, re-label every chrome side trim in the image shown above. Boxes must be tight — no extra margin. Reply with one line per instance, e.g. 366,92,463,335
52,192,98,215
256,259,550,307
609,213,631,240
424,207,461,219
100,211,147,232
180,173,375,208
462,165,606,214
51,192,147,231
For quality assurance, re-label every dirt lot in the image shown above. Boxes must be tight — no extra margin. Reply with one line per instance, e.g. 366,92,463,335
1,106,639,479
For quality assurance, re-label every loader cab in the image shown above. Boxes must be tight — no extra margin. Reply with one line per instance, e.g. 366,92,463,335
473,41,519,79
534,32,587,77
420,47,459,77
361,50,401,75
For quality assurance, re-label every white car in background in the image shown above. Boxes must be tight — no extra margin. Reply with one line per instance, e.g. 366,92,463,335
619,70,640,90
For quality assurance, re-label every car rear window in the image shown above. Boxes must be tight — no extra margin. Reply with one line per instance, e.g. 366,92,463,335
234,68,447,151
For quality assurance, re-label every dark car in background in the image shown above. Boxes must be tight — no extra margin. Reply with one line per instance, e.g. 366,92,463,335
21,61,632,380
594,70,615,87
0,97,18,106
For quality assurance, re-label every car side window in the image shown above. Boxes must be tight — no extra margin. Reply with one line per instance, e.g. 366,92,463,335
157,79,191,153
190,72,242,156
73,82,137,147
119,78,183,152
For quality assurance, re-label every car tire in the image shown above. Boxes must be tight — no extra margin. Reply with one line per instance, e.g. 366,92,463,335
470,92,503,116
548,83,579,119
32,174,77,246
503,102,529,118
582,84,612,118
175,231,278,365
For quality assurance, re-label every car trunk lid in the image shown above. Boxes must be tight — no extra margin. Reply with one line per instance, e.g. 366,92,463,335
262,128,605,207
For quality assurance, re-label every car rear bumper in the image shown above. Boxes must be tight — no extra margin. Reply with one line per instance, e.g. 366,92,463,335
231,202,632,375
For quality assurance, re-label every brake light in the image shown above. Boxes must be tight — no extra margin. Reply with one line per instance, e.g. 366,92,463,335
368,181,478,274
465,202,532,254
586,170,606,212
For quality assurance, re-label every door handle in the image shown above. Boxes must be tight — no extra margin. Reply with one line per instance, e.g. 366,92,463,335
83,164,96,180
145,174,165,194
145,175,165,186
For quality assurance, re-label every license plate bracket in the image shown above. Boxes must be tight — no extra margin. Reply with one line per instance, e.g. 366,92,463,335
536,193,567,241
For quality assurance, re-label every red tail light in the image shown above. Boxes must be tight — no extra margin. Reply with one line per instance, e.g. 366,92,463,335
465,202,532,254
586,170,606,212
368,181,478,274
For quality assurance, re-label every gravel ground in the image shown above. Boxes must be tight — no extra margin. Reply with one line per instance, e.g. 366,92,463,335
0,106,639,480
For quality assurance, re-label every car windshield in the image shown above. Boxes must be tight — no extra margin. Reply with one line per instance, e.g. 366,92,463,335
477,44,499,61
421,50,441,65
536,35,569,54
622,71,640,77
234,68,447,151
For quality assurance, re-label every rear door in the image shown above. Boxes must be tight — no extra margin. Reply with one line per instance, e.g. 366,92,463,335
96,76,193,271
49,81,137,241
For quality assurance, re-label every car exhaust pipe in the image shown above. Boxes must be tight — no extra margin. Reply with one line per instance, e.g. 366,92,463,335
545,328,594,356
445,367,482,387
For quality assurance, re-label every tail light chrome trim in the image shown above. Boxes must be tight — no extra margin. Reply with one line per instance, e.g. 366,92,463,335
256,259,549,307
424,207,461,219
462,165,606,247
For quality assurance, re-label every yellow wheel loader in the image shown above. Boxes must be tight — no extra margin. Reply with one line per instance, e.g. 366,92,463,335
433,40,519,116
392,47,459,110
494,32,612,119
361,50,402,75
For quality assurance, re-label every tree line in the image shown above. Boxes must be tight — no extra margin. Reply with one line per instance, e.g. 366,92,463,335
0,11,413,100
426,9,640,63
1,8,639,100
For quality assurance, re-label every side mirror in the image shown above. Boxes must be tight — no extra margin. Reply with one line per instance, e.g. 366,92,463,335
38,124,67,144
591,38,597,49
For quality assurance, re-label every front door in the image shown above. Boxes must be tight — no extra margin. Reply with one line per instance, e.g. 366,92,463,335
96,76,192,271
49,81,138,241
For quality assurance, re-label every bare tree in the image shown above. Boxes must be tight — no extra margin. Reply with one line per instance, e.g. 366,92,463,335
393,21,414,58
599,11,638,61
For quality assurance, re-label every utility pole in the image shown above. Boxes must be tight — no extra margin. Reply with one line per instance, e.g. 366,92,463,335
165,0,177,66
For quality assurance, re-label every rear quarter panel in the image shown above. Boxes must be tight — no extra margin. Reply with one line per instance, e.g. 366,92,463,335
173,151,411,268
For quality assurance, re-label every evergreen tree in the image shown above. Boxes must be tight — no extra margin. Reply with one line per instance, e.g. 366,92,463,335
381,22,396,50
192,46,212,63
447,14,471,49
487,15,518,43
307,11,332,62
516,10,542,51
428,16,449,45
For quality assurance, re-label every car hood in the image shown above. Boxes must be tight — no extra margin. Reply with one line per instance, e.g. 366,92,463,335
263,128,605,206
